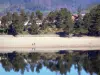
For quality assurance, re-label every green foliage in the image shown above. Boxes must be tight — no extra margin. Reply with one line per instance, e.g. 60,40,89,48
47,11,57,22
12,12,19,22
0,6,100,36
36,63,42,73
0,28,4,34
60,8,73,34
11,12,24,34
46,8,73,34
28,53,40,62
12,20,24,34
6,12,12,21
73,7,88,36
1,12,12,27
29,19,38,34
83,4,100,36
0,27,8,34
30,12,35,22
1,16,8,26
12,54,27,74
36,10,43,20
20,9,28,22
1,59,12,72
83,13,91,29
51,8,74,34
41,19,48,30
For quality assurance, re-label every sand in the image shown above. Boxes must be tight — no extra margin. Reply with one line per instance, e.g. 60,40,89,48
0,35,100,53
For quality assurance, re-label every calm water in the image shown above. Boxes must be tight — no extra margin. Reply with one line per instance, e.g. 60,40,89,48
0,50,100,75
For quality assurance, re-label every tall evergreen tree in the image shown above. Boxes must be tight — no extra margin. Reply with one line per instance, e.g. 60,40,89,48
6,12,12,22
36,10,43,20
1,15,9,27
29,19,38,34
8,12,24,35
20,9,27,22
83,4,100,36
30,12,35,22
61,8,73,35
55,8,73,31
73,6,88,36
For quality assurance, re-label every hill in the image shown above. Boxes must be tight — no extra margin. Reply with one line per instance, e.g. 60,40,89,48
0,0,100,14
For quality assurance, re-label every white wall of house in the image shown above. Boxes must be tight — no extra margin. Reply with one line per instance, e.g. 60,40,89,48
36,20,42,26
36,22,42,25
0,21,1,26
24,21,29,26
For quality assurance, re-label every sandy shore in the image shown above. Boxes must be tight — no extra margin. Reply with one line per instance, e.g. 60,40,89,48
0,35,100,53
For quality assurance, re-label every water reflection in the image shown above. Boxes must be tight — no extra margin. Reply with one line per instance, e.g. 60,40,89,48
0,51,100,75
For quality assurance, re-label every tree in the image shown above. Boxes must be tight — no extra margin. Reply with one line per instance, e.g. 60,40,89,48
36,63,42,73
55,12,63,28
1,12,12,27
9,12,24,35
20,9,28,22
12,54,26,74
36,10,43,20
63,14,73,34
1,16,8,27
6,12,12,21
12,12,19,21
83,4,100,36
54,8,73,31
61,8,73,35
1,58,12,72
83,13,91,29
29,19,38,34
30,12,35,22
46,10,58,28
73,6,88,36
1,15,9,34
73,15,84,36
12,20,24,35
74,7,83,30
47,11,57,23
41,18,48,30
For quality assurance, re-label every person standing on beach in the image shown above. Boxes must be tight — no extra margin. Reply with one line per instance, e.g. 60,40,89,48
32,43,35,51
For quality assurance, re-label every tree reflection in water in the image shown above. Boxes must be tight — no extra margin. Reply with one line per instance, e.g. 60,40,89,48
0,51,100,75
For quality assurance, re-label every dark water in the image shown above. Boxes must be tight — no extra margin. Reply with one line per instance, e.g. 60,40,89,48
0,50,100,75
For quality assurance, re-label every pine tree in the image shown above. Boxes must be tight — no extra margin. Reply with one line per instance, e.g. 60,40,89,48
83,4,100,36
9,12,24,35
36,10,43,20
29,20,38,34
30,12,35,22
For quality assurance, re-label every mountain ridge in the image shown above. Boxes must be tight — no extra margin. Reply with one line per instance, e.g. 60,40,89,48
0,0,100,14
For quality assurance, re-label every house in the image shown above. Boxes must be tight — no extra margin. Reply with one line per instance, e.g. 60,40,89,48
72,14,79,21
8,21,12,25
72,13,85,21
24,20,32,26
0,20,1,26
36,20,42,26
24,20,29,26
24,19,42,27
81,14,85,17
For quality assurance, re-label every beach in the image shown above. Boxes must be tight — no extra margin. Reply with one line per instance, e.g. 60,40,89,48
0,35,100,53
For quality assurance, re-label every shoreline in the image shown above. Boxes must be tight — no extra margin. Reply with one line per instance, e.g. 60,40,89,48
0,35,100,53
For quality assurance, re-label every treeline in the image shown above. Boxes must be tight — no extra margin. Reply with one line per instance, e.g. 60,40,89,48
0,4,100,36
0,10,43,36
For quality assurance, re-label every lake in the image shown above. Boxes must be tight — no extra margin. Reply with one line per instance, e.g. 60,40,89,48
0,50,99,75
